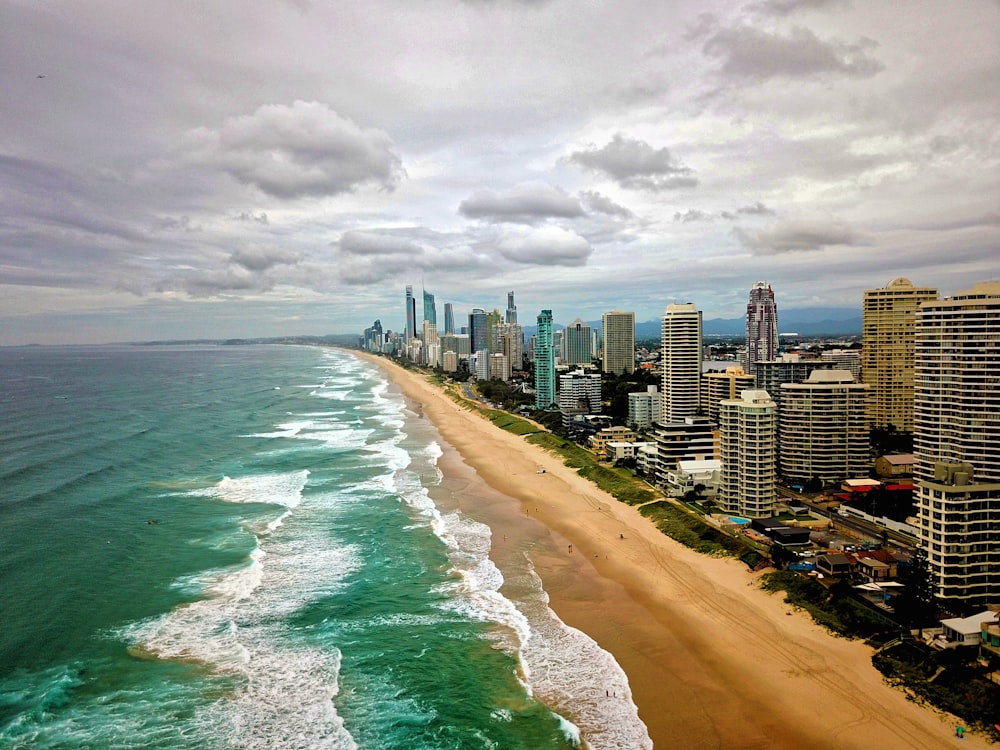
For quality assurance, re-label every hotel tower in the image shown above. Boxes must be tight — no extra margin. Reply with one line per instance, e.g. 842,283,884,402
602,310,636,375
660,303,702,424
746,282,778,376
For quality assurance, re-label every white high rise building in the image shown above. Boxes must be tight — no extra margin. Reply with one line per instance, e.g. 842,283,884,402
914,282,1000,606
719,390,777,518
660,303,702,424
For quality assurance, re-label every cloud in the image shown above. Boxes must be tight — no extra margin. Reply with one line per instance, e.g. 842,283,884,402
495,225,593,266
674,209,714,223
738,201,776,216
752,0,851,16
183,100,403,199
230,246,300,271
703,25,883,81
734,218,865,253
338,230,424,257
579,191,634,218
569,134,698,191
236,211,269,225
458,183,585,223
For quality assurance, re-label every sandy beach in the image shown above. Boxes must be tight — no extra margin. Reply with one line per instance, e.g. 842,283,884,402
357,351,985,749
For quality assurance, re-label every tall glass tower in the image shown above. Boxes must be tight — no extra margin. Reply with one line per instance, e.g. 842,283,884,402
505,291,518,324
469,308,489,355
423,289,437,326
443,303,455,335
405,285,416,341
535,310,555,409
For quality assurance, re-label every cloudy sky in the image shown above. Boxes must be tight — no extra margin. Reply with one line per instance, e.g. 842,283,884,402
2,0,997,344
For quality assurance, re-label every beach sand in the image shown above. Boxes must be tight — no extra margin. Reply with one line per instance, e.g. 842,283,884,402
358,352,985,749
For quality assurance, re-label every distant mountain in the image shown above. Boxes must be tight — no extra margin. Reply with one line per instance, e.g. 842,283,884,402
522,307,862,340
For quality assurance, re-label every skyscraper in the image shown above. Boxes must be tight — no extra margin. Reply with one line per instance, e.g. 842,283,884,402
423,289,437,326
746,282,778,376
405,285,416,341
719,389,777,518
505,291,517,324
469,308,488,356
779,371,869,485
862,277,938,431
602,310,635,375
443,302,455,335
701,366,755,424
660,302,702,424
563,318,593,366
914,283,1000,606
535,310,555,409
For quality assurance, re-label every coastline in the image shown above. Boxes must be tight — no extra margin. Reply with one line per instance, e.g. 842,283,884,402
355,351,984,749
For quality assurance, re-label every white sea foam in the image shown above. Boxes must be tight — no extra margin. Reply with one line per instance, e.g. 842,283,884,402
190,470,309,508
516,563,653,750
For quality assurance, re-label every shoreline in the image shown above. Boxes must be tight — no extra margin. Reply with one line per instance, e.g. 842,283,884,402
355,351,984,749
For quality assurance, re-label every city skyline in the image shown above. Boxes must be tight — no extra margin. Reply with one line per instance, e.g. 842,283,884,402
2,2,997,346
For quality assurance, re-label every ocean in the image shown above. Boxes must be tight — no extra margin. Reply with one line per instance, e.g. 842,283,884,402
0,344,650,749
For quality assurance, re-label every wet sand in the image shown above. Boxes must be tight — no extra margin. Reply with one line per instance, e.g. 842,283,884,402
358,352,985,749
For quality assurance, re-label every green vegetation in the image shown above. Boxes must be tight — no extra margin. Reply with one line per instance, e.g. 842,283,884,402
873,643,1000,736
638,501,746,557
760,571,898,639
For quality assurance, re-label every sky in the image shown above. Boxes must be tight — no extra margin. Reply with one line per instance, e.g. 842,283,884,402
1,0,998,345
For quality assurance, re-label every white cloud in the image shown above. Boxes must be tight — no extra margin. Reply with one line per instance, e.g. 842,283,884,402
569,134,698,191
496,226,593,266
734,218,865,254
458,183,585,223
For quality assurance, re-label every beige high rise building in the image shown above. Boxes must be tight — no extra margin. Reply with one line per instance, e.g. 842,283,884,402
719,389,777,518
862,277,938,431
701,366,755,424
602,310,635,375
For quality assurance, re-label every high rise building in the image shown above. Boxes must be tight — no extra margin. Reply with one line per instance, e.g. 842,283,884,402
505,291,518,324
500,323,523,372
914,283,1000,606
779,370,869,485
719,389,777,518
862,277,938,432
423,289,437,326
535,310,556,409
564,318,593,366
405,285,416,341
558,370,602,414
443,302,455,335
469,308,489,356
746,282,779,376
660,303,703,424
602,310,635,375
701,366,755,424
628,386,661,430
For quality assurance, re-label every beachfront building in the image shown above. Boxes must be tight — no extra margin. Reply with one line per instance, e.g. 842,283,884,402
780,370,869,485
664,459,721,500
701,366,755,424
590,426,636,456
661,302,702,424
914,282,1000,607
746,282,779,376
602,310,636,375
558,369,601,421
863,277,938,432
650,417,716,486
718,389,777,518
535,310,556,409
563,318,593,366
628,385,661,430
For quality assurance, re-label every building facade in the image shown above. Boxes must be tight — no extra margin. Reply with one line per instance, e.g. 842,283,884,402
746,282,779,376
779,370,870,485
863,277,938,431
405,285,416,341
602,310,636,375
701,366,755,424
660,302,702,424
563,318,593,366
558,370,602,414
423,289,437,327
628,385,661,430
443,302,455,335
534,310,556,409
718,389,777,518
914,282,1000,607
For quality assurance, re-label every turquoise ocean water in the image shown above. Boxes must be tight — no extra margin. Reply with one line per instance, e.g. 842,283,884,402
0,344,649,749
